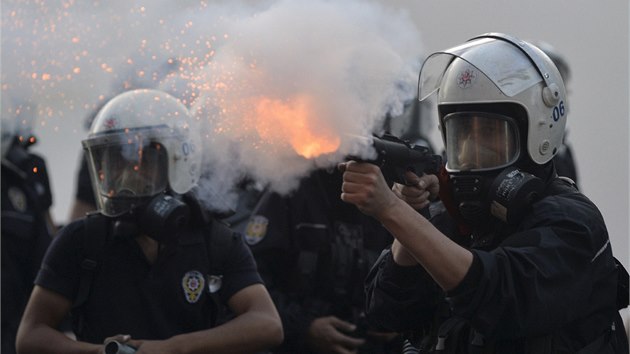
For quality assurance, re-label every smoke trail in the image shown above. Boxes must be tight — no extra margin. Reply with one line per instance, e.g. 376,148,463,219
1,0,424,213
189,0,425,210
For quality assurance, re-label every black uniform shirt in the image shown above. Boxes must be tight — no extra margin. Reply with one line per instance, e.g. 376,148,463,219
365,178,625,353
35,218,262,343
1,150,53,354
245,169,394,352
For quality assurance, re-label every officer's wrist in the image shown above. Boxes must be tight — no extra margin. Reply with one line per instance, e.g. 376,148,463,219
391,241,417,266
382,249,425,285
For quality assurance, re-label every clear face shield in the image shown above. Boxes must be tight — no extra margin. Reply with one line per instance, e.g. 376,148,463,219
83,126,172,216
92,142,167,198
444,112,519,172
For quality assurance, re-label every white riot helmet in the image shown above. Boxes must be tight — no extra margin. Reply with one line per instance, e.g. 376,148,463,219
418,33,567,227
419,33,567,170
82,89,201,217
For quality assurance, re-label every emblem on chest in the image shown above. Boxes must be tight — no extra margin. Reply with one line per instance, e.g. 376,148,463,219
182,270,205,303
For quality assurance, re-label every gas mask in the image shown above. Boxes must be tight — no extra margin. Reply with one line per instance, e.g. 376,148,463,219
90,142,191,243
138,193,190,244
111,193,191,244
487,167,544,225
86,139,170,215
446,166,544,227
442,112,544,227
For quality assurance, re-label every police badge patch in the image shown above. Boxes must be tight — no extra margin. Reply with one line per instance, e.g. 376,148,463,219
7,186,27,213
182,270,205,303
244,215,268,245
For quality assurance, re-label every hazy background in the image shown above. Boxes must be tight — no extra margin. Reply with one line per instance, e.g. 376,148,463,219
2,0,628,269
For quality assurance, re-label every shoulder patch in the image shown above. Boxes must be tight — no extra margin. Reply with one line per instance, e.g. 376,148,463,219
244,215,268,245
207,274,223,293
7,186,28,212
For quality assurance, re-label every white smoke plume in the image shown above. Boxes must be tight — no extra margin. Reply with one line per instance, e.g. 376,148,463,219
1,0,424,212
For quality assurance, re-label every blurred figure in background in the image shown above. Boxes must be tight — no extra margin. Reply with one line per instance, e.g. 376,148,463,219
239,99,436,354
382,96,436,154
1,101,55,354
244,166,401,354
221,178,268,235
537,39,630,350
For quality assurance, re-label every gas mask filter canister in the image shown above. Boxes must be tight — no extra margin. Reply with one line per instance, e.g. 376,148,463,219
487,167,544,225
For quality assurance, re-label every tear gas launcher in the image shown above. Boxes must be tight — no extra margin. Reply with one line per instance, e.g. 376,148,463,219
349,134,443,186
105,341,136,354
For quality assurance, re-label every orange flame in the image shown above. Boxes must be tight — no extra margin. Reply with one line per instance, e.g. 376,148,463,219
252,95,340,158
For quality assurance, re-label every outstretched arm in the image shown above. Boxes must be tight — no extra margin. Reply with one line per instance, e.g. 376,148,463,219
339,161,472,291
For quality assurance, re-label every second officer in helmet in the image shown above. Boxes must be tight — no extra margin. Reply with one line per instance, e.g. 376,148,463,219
16,89,283,354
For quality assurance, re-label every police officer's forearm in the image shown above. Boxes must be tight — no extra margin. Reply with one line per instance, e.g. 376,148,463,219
377,198,473,291
16,329,100,354
165,309,283,354
162,284,283,354
391,239,417,266
16,287,102,354
17,328,103,354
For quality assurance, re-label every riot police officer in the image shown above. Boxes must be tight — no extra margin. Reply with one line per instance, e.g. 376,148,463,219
1,118,54,354
340,33,628,353
244,167,401,353
16,89,283,354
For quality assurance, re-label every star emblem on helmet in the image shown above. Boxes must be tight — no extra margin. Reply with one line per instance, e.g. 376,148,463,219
104,117,118,129
457,69,477,88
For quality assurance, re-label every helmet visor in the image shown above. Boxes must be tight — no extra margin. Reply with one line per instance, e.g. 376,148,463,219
418,38,542,101
88,141,168,200
444,112,519,171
